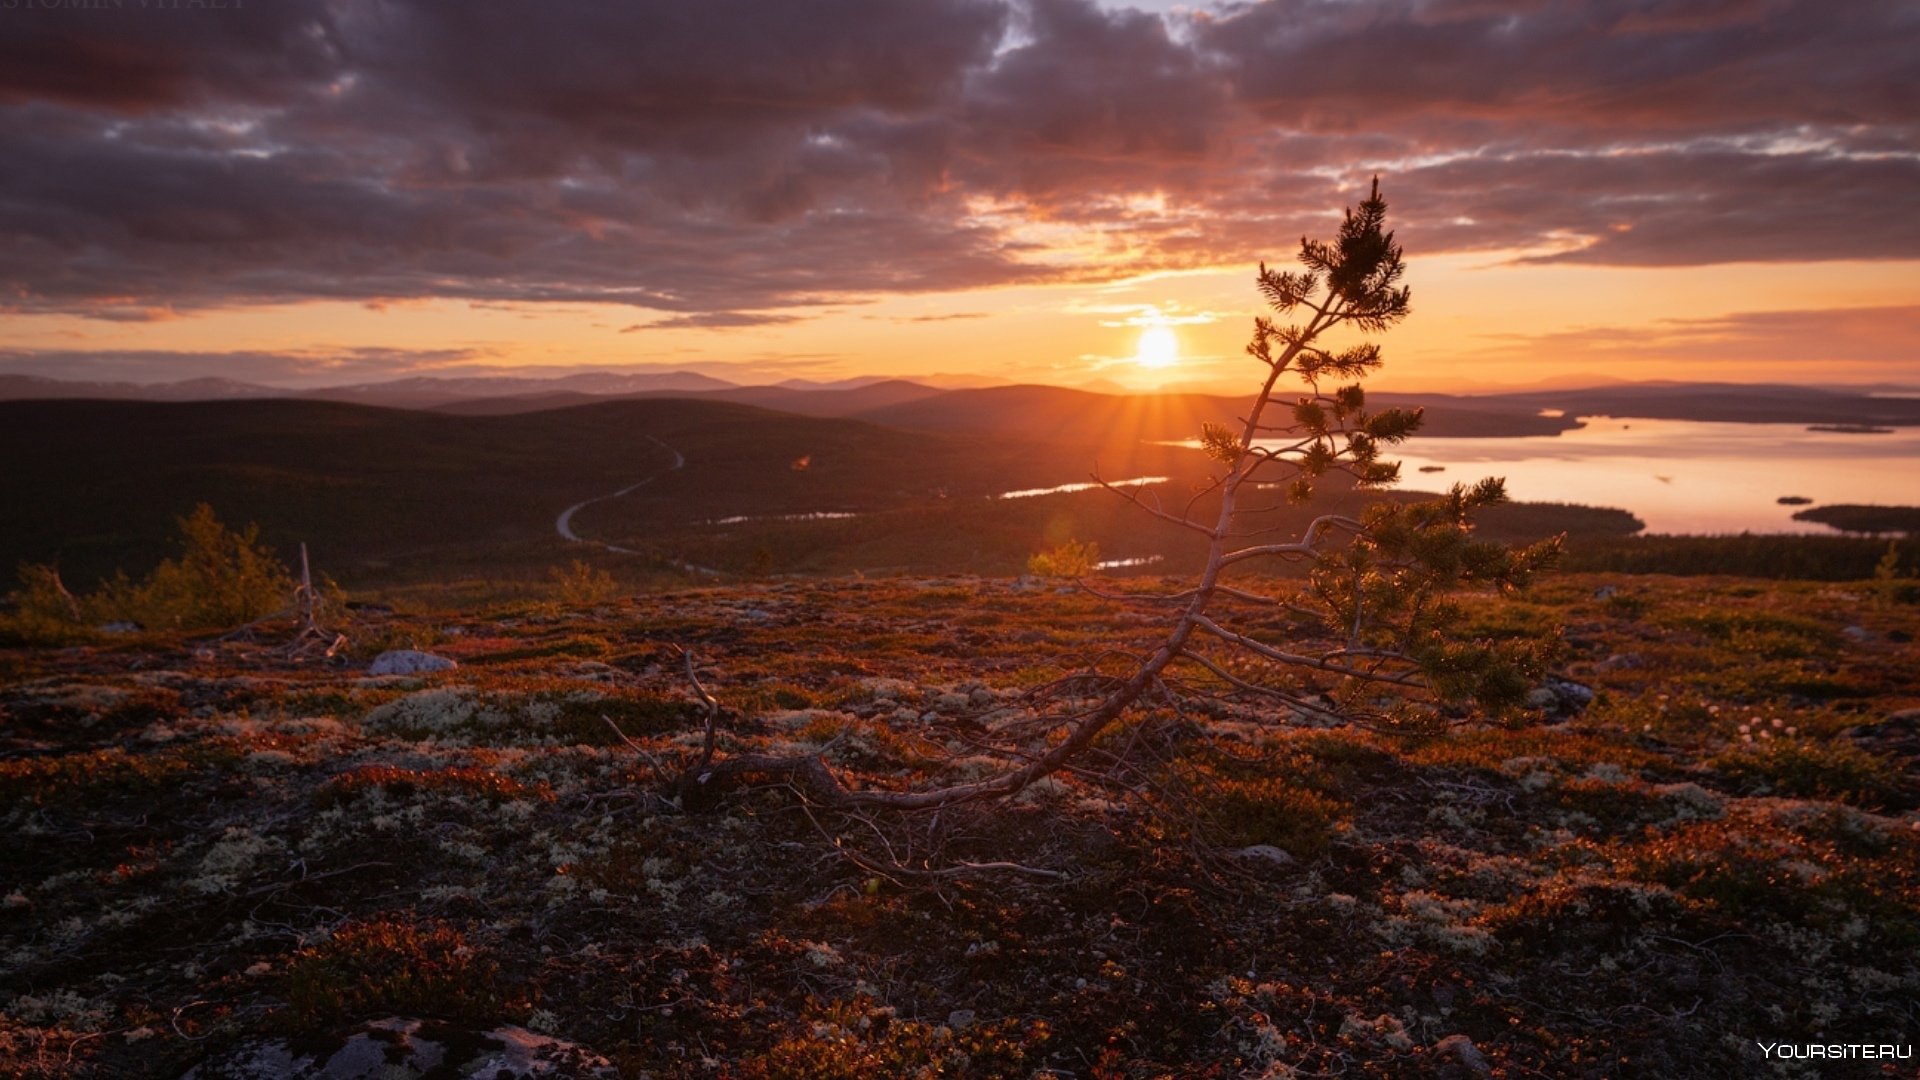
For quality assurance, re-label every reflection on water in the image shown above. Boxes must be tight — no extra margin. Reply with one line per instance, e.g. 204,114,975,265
997,476,1169,500
1372,418,1920,535
1096,555,1164,570
709,511,861,525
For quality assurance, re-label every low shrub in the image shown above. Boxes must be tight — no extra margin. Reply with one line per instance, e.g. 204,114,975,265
2,504,291,641
1710,737,1908,809
282,918,508,1027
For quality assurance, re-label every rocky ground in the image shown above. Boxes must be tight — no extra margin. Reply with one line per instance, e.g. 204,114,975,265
2,573,1917,1078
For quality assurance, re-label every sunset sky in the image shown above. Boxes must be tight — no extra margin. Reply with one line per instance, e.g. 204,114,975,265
1,0,1915,394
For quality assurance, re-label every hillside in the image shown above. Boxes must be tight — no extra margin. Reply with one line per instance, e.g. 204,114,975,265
1485,383,1920,427
2,396,1646,595
0,398,1191,591
848,385,1581,440
1,572,1915,1077
433,379,948,419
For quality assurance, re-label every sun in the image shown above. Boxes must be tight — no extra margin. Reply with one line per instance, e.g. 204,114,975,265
1134,325,1180,369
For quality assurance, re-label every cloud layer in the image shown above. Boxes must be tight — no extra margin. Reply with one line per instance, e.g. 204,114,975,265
1,0,1913,322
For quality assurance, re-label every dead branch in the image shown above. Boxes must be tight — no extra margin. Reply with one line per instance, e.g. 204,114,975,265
1219,514,1365,565
1092,476,1217,536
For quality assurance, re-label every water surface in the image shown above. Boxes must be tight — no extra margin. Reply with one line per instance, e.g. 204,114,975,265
1377,418,1920,535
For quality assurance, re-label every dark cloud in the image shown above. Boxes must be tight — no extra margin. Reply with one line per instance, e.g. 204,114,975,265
1399,146,1920,265
955,0,1234,196
1200,0,1917,133
0,0,1913,321
0,0,341,109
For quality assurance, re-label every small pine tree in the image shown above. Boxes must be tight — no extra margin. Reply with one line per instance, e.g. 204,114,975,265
1100,178,1559,723
1874,540,1903,583
1028,539,1100,579
96,504,294,630
551,559,622,606
667,181,1565,811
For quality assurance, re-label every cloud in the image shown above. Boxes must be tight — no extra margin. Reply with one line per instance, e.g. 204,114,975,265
0,345,491,387
1474,305,1920,377
0,0,1912,323
625,312,809,331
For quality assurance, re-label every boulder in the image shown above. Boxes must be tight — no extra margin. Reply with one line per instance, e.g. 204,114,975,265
1592,652,1644,674
1845,709,1920,763
1526,676,1595,720
366,650,458,676
1232,844,1295,866
1433,1033,1492,1077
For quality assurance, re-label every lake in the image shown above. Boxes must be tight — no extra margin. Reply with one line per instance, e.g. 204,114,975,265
1373,417,1920,535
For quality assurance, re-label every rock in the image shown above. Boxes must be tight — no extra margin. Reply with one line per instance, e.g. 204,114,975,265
564,661,621,683
946,1009,977,1030
934,692,970,712
1526,676,1595,719
1841,625,1874,643
97,621,143,634
1592,652,1644,673
1592,585,1618,601
182,1017,614,1079
1232,844,1294,865
366,650,458,676
1433,1033,1492,1077
1845,709,1920,762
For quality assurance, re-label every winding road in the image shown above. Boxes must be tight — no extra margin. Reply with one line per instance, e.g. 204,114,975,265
554,437,723,576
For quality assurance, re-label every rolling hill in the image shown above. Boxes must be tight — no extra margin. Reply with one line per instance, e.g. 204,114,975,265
0,397,1195,590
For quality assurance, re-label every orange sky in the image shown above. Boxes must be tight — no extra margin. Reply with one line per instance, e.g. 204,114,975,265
7,251,1915,394
2,0,1916,394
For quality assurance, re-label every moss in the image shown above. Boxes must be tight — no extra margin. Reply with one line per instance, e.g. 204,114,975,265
1710,738,1908,809
281,918,510,1027
1187,769,1350,858
737,997,1048,1080
316,765,555,807
0,747,195,805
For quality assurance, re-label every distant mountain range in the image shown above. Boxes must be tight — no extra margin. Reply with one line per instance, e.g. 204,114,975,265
3,371,1917,429
0,370,737,408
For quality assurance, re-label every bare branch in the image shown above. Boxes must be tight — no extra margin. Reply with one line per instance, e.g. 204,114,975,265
1178,648,1345,723
674,645,721,772
1220,515,1365,565
1095,476,1217,537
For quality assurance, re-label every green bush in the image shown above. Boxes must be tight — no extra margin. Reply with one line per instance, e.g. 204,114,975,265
98,503,292,629
1711,738,1907,809
2,504,292,639
1027,539,1099,579
550,558,621,605
0,562,95,645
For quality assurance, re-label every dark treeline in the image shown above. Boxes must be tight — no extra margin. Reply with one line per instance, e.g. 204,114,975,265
1561,534,1916,580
